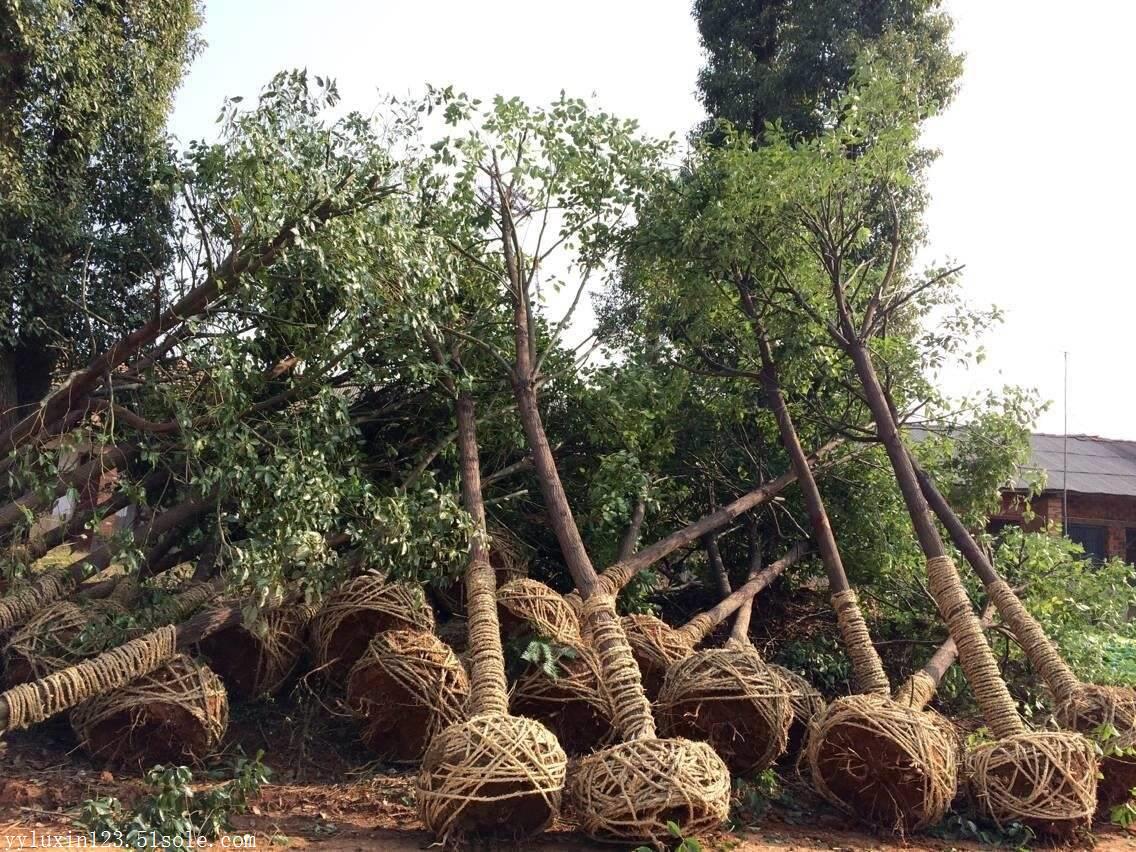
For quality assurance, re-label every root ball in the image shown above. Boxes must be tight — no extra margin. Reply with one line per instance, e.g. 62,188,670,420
3,600,122,686
416,712,566,843
496,579,580,645
766,663,825,754
71,655,228,768
309,574,435,677
622,613,691,699
510,644,615,755
197,605,312,701
968,730,1097,838
805,693,958,832
658,647,791,774
567,737,730,843
347,629,469,763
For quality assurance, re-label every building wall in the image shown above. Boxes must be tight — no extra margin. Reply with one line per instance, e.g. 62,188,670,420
993,490,1136,560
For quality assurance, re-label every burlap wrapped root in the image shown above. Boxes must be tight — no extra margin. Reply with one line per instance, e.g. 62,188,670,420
309,574,435,677
347,629,469,762
71,654,229,767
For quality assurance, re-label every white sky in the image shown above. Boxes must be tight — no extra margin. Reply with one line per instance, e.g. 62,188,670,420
171,0,1135,439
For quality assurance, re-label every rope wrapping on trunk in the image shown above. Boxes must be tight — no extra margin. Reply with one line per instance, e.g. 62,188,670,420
926,557,1023,738
2,625,177,731
580,592,656,740
830,590,889,696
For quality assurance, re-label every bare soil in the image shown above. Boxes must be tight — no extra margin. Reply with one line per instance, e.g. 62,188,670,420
2,707,1134,852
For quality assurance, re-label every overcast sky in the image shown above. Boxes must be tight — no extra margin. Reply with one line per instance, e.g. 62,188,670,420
170,1,1134,439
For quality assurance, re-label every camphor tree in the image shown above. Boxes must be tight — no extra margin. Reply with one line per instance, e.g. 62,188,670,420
0,72,482,643
415,92,735,844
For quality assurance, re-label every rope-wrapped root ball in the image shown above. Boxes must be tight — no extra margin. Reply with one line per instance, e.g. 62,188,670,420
805,693,958,832
347,629,469,762
3,599,124,686
71,654,229,767
568,737,731,841
510,643,615,755
766,663,825,754
309,574,435,677
197,604,313,701
417,711,566,842
1053,683,1136,812
622,613,692,699
658,646,791,774
968,730,1097,837
496,578,580,645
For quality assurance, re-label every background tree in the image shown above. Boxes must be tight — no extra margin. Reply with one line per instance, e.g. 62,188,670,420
693,0,960,141
0,0,201,426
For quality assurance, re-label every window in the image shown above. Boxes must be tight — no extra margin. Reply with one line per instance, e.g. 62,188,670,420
1067,523,1108,563
1126,528,1136,565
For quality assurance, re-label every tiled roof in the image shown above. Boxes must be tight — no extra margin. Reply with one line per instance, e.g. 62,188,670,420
1016,433,1136,497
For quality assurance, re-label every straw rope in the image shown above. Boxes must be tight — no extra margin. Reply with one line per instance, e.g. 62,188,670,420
567,737,731,843
830,590,889,696
581,593,656,740
658,647,791,774
348,629,469,762
467,559,509,716
926,557,1024,738
893,671,938,710
147,581,221,627
416,712,566,842
968,730,1097,833
2,625,177,731
675,613,716,646
496,578,580,646
71,654,228,766
0,568,74,633
805,693,958,832
983,579,1080,701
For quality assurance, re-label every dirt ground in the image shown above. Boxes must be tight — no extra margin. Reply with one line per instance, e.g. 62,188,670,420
1,697,1134,851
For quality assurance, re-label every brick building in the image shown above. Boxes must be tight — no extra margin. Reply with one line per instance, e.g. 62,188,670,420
992,433,1136,562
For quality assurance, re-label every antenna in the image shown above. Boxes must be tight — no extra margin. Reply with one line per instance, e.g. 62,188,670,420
1063,350,1069,536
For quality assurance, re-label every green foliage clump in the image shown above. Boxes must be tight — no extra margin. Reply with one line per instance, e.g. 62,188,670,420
77,753,269,848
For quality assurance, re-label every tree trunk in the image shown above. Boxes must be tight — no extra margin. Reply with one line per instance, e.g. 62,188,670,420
845,339,1025,738
455,393,509,716
751,323,889,695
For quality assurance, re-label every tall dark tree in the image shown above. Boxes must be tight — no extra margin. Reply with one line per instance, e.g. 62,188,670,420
693,0,960,140
0,0,201,426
